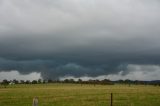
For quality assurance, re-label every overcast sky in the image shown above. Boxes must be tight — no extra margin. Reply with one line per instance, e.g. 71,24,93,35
0,0,160,81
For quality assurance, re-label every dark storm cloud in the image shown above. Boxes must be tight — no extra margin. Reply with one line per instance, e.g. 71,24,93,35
0,58,117,79
0,0,160,80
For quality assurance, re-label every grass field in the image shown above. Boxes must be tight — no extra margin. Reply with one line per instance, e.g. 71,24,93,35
0,84,160,106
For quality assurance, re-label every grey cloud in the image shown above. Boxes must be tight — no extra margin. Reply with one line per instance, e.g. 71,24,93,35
0,0,160,79
0,70,42,81
0,58,116,79
60,64,160,81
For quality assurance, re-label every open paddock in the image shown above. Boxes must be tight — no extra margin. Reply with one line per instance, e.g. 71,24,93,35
0,84,159,106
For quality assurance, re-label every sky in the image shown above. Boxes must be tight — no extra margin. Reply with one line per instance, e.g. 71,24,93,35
0,0,160,81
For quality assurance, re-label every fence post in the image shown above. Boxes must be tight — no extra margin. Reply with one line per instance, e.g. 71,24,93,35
111,93,113,106
33,97,38,106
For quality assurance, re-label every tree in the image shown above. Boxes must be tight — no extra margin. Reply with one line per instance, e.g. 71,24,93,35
38,79,42,84
20,80,25,84
13,79,19,84
42,80,47,84
69,79,75,83
78,79,83,86
101,79,113,85
48,79,53,83
1,79,9,88
32,80,38,84
25,80,31,84
78,79,82,83
64,79,69,83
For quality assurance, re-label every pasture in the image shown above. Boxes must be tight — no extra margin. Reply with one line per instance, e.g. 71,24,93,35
0,84,159,106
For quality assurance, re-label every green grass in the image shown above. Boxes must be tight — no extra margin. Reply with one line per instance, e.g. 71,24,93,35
0,84,160,106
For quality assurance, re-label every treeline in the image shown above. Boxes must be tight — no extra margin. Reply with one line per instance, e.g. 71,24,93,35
0,79,114,85
0,79,160,87
114,79,160,86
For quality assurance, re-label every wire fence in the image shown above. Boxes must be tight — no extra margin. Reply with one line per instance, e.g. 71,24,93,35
0,92,160,106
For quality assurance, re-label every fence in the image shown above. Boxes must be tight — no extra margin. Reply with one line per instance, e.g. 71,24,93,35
0,92,160,106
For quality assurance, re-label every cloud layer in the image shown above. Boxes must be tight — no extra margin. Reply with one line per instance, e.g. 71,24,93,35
0,71,42,81
0,0,160,80
60,64,160,81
